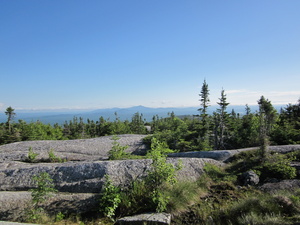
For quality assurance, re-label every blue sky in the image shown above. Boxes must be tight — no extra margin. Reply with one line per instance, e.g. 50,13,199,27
1,0,300,112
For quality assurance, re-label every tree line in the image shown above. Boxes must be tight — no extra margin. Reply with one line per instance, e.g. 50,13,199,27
1,81,300,150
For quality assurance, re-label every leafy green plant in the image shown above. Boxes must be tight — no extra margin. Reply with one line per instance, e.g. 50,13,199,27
151,190,170,213
286,149,300,161
27,147,39,163
27,172,57,223
227,149,296,182
99,175,121,220
108,135,130,160
118,138,182,215
145,138,182,212
48,148,63,163
55,211,65,222
31,171,57,206
260,153,296,180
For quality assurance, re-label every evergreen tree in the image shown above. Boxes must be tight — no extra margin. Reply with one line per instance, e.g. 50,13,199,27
236,105,260,148
130,112,146,134
257,96,277,159
5,106,16,134
197,79,211,150
198,79,210,126
272,98,300,144
214,89,230,149
258,96,278,136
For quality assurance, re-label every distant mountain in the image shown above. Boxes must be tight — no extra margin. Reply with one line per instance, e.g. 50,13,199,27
80,105,201,123
0,105,285,125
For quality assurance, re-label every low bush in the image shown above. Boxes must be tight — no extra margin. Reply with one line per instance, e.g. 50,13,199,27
27,147,39,163
227,149,296,182
260,153,297,180
48,149,64,163
108,136,130,160
99,175,121,221
26,172,57,223
110,138,182,216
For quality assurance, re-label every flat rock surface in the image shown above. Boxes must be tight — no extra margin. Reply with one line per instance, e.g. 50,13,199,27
259,179,300,193
0,222,38,225
0,191,98,221
0,134,148,162
0,158,223,193
116,212,171,225
169,145,300,162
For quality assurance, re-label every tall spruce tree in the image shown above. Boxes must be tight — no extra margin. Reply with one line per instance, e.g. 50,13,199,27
198,80,211,150
5,106,16,134
258,96,277,159
198,80,210,123
214,89,230,149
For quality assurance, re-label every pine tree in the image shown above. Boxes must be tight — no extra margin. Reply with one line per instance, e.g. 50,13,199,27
257,96,277,159
198,80,211,150
198,79,210,125
214,89,230,149
5,106,16,134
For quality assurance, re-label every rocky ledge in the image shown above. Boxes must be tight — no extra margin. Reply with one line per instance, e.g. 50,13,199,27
1,135,300,223
0,134,148,162
0,134,224,221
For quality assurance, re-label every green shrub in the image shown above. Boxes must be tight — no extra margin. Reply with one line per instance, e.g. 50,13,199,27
146,138,179,186
227,150,296,181
99,175,121,220
55,212,65,222
108,136,130,160
286,149,300,161
27,172,57,223
119,180,152,216
146,138,181,212
226,149,262,176
31,171,57,206
27,147,38,163
48,149,63,163
260,153,296,180
119,138,182,215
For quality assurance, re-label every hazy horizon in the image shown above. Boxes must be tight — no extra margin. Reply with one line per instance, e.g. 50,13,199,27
0,102,294,114
0,104,286,125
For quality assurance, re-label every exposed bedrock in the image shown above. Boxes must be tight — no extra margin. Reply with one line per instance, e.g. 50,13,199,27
0,134,148,162
168,145,300,162
0,158,223,193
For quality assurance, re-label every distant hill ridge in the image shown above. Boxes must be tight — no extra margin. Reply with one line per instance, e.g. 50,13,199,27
0,105,283,125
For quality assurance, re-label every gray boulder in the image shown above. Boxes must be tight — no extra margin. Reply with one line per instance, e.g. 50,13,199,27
238,170,259,186
168,149,247,162
0,191,98,221
0,134,148,162
0,158,223,193
0,222,38,225
115,213,171,225
259,179,300,193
